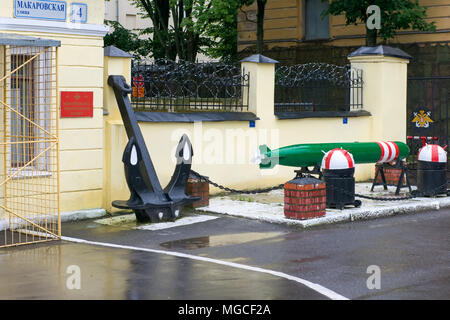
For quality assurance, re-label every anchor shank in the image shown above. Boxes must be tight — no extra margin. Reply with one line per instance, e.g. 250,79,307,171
108,75,164,194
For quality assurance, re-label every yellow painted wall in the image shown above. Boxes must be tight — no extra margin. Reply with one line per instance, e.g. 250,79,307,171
102,55,408,213
0,1,106,213
103,115,375,213
103,55,131,212
238,0,450,51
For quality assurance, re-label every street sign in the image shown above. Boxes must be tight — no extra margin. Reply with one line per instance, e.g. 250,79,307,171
132,75,145,98
14,0,67,21
133,75,144,88
71,2,87,23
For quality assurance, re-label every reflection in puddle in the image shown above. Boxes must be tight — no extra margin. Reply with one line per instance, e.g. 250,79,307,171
160,232,285,250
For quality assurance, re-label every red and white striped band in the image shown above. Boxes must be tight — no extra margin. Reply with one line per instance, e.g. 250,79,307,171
376,141,400,163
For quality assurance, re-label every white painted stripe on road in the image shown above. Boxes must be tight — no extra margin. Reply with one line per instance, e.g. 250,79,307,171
135,215,219,231
61,236,349,300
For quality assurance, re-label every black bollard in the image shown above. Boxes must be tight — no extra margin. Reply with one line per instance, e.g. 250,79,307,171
321,148,361,210
416,144,447,196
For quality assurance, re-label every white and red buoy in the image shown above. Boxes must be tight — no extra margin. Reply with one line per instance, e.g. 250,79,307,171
321,148,355,170
321,148,361,209
418,144,447,163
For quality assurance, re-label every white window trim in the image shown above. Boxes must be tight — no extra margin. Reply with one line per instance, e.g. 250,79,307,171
8,167,52,180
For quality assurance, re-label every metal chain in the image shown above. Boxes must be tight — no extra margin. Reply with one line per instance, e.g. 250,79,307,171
355,182,447,201
190,170,284,194
190,170,448,201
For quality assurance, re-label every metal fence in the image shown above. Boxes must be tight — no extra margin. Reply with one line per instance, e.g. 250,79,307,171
274,63,363,113
0,45,60,248
131,59,249,112
406,76,450,181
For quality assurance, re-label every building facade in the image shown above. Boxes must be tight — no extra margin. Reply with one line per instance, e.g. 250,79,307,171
0,0,108,219
104,0,148,31
238,0,450,76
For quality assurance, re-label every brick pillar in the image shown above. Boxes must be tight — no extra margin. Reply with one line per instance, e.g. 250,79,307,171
284,177,326,220
186,177,209,208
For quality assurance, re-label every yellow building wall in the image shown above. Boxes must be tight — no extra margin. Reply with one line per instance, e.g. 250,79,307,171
0,1,106,213
238,0,450,51
104,116,375,213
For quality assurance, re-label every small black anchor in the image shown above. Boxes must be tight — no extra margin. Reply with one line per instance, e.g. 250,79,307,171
108,75,199,223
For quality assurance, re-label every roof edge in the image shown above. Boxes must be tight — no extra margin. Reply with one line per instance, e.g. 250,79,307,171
348,45,412,60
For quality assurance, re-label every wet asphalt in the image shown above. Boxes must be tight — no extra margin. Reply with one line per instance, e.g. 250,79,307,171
0,207,449,300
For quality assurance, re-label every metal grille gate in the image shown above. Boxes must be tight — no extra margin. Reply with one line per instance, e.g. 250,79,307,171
406,76,450,182
0,44,60,248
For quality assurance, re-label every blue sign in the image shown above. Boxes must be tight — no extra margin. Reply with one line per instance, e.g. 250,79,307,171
71,3,87,23
14,0,67,21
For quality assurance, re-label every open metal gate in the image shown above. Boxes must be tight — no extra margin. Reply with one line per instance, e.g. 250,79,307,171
406,76,450,182
0,39,60,248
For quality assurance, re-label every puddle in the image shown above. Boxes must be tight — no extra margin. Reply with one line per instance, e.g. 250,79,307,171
160,231,286,250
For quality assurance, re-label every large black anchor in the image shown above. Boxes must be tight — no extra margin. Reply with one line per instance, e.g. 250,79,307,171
108,75,199,223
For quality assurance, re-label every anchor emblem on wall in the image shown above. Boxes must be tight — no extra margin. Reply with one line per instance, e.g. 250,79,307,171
412,108,434,128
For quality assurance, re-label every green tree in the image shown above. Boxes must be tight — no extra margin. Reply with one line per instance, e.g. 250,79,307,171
132,0,259,61
254,0,267,54
104,20,151,60
322,0,436,47
239,0,267,54
132,0,218,61
203,0,247,61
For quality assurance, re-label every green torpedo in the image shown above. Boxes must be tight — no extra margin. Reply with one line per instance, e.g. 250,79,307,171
258,141,410,169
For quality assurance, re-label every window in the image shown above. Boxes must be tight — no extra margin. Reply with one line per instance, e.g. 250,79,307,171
126,14,137,30
304,0,330,40
10,54,35,168
7,46,54,177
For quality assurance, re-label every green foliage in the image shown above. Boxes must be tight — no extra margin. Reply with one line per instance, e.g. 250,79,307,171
131,0,212,61
130,0,257,61
106,0,262,61
104,20,151,60
322,0,436,46
202,0,239,61
237,0,267,53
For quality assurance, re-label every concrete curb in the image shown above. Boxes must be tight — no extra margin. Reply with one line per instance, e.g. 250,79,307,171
196,196,450,228
60,208,107,222
0,208,107,232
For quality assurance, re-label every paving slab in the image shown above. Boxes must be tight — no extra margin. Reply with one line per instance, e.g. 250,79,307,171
196,183,450,227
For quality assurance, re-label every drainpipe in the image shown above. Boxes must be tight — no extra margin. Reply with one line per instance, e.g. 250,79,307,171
116,0,119,22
